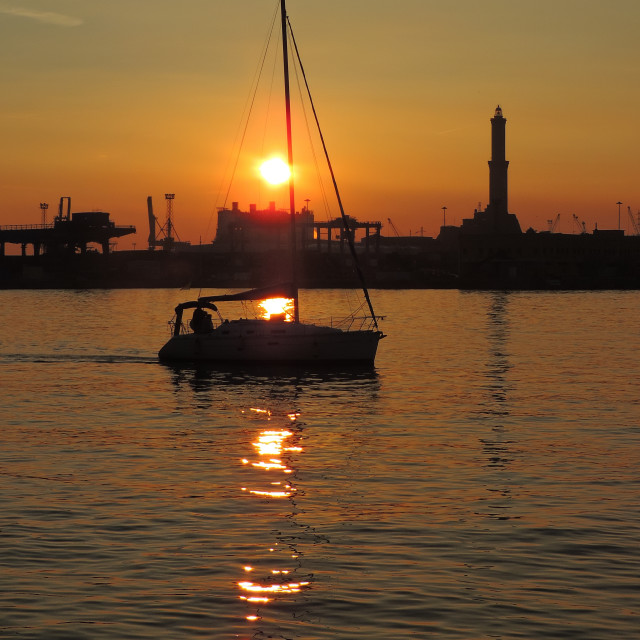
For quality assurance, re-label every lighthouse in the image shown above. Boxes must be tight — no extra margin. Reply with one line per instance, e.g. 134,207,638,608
459,106,522,235
488,105,509,215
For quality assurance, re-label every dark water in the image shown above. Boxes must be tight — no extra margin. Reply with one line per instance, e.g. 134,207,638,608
0,289,638,639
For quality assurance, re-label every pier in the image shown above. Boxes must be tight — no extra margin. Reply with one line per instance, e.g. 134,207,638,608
0,197,135,257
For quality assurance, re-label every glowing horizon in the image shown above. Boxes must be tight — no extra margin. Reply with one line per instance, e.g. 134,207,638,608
0,0,638,248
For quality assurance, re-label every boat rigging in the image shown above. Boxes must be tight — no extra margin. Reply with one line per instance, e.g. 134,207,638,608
158,0,385,364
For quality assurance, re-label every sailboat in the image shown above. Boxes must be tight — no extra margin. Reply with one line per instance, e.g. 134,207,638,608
158,0,385,364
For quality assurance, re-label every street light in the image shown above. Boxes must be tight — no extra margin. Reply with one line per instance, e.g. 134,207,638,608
441,206,447,227
617,201,622,230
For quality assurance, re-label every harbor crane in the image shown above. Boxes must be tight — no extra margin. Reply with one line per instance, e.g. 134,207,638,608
547,213,560,233
387,218,401,237
147,195,183,250
572,214,587,234
627,206,640,236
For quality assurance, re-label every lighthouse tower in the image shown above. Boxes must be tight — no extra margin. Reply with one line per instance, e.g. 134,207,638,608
488,105,509,215
460,106,521,235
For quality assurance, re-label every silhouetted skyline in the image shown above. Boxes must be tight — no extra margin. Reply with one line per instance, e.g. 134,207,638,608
1,0,639,247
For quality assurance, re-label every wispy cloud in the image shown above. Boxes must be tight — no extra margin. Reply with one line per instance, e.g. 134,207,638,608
0,5,83,27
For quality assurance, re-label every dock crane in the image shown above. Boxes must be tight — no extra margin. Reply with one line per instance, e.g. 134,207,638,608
547,213,560,233
387,218,401,237
572,214,587,234
627,206,640,236
147,195,182,250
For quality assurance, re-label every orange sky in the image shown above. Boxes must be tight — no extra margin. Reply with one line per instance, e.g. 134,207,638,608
1,0,639,250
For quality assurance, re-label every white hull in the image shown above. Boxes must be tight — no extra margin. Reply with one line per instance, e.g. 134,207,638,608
159,319,382,363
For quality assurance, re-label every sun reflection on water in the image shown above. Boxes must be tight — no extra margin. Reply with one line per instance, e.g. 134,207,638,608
238,580,310,594
237,406,311,627
258,297,294,321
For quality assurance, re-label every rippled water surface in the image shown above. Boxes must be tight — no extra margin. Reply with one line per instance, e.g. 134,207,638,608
0,289,638,639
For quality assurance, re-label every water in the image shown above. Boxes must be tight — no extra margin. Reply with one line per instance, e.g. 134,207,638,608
0,289,638,639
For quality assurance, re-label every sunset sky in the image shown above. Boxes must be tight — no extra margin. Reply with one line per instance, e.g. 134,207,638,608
1,0,639,249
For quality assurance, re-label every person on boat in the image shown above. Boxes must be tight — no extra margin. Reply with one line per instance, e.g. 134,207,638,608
190,306,214,334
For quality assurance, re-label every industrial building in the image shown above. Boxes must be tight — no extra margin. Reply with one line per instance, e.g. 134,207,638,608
0,197,135,257
212,201,382,255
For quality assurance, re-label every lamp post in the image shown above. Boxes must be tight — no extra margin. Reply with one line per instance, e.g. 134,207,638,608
441,206,447,228
39,202,48,226
616,201,622,231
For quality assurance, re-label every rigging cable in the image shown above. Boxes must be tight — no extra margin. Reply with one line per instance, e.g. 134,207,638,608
287,16,380,330
199,3,279,299
288,52,365,322
288,31,333,224
218,3,280,210
258,20,284,208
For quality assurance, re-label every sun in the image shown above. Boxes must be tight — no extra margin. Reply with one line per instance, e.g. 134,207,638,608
259,157,291,185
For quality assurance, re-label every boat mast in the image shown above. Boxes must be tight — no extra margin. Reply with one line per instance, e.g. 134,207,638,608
280,0,299,322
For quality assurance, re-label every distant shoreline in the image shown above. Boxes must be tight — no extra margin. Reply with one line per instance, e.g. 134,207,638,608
2,237,639,291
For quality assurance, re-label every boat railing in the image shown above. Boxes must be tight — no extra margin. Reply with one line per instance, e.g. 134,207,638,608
168,319,184,335
310,315,383,331
168,314,383,335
